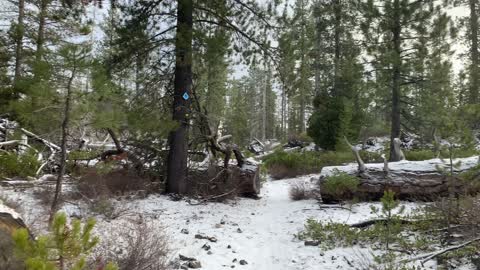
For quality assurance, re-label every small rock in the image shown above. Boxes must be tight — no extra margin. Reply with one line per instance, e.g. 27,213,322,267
251,213,255,215
230,266,235,269
237,228,243,233
180,264,189,270
179,254,196,261
195,234,217,242
227,245,232,249
188,260,202,269
181,229,189,234
320,252,325,256
331,256,337,261
239,260,248,265
202,243,211,251
304,240,320,246
215,224,222,228
232,259,237,263
207,251,213,255
220,219,226,225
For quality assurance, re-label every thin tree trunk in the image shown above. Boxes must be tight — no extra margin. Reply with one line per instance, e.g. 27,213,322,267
469,0,479,104
281,85,286,139
13,0,25,89
36,0,48,63
49,65,76,224
314,2,322,97
167,0,193,194
299,0,306,134
389,0,402,162
262,62,267,141
333,0,341,97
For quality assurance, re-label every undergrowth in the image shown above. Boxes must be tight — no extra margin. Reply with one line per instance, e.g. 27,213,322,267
263,150,381,179
0,149,40,178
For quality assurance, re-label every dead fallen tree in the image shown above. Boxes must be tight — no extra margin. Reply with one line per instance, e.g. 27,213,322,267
187,92,261,199
187,159,260,199
319,156,480,203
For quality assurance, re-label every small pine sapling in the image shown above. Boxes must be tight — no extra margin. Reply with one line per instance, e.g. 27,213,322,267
13,212,117,270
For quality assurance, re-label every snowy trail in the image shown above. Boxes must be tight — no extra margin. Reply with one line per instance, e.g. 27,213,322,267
1,174,424,270
99,175,421,270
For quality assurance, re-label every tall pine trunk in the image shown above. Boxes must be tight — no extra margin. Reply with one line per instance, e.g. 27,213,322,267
167,0,193,194
13,0,25,89
469,0,479,104
389,0,402,161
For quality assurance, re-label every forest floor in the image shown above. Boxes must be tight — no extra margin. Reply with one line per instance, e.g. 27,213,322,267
1,173,457,270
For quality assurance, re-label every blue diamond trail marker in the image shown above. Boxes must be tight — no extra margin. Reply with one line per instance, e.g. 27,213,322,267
182,92,190,100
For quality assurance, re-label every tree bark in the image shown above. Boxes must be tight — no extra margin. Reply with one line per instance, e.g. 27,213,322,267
49,64,76,224
36,0,48,63
333,0,341,97
469,0,479,104
320,172,477,203
262,59,267,141
389,0,403,162
13,0,25,89
167,0,193,194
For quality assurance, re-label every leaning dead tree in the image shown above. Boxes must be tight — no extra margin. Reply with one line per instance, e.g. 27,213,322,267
188,92,260,198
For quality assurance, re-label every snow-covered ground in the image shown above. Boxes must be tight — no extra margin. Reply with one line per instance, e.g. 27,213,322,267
1,174,439,270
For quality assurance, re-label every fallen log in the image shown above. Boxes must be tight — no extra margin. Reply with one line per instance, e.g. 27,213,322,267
319,156,480,203
350,218,414,228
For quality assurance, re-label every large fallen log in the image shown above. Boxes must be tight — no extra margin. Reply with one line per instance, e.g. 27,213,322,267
319,156,480,203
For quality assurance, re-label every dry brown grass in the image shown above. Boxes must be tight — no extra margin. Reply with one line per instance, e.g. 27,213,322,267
75,168,151,199
289,182,315,201
94,218,170,270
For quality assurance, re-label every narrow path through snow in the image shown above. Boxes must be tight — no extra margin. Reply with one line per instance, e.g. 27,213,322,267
100,175,421,270
1,174,423,269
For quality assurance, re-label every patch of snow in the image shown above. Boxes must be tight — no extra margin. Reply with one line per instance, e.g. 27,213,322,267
356,136,389,153
0,201,21,220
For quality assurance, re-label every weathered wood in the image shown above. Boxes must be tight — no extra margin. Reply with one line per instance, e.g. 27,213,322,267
320,171,479,203
188,160,261,199
319,158,480,203
344,136,365,173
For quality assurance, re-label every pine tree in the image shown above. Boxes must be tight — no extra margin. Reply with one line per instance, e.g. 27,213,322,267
360,0,451,161
308,0,364,150
14,212,118,270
